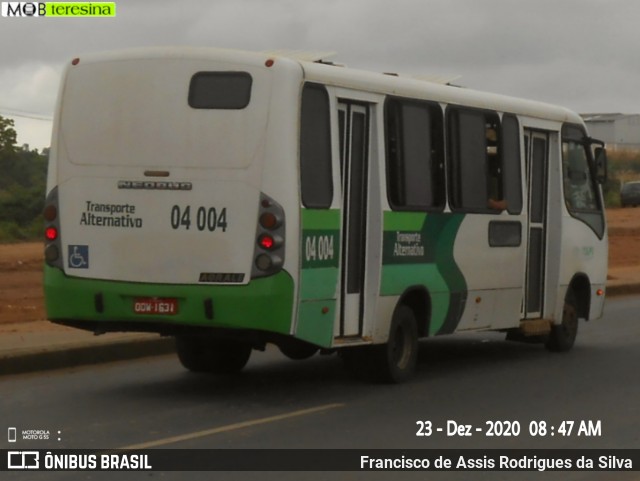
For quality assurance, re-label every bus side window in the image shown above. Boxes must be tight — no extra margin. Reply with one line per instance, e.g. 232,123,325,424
385,97,444,211
501,114,523,214
300,83,333,209
448,108,503,213
486,121,502,209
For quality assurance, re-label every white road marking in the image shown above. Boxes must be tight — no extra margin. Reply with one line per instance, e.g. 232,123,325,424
120,403,345,449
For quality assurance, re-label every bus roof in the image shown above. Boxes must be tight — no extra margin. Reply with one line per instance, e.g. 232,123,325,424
67,46,583,126
299,59,582,125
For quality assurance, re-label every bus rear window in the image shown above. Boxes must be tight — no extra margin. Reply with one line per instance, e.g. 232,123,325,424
188,72,252,109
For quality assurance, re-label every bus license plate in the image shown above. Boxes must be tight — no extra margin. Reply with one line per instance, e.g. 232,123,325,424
133,298,178,315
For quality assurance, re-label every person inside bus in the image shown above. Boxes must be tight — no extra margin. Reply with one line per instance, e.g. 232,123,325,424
488,197,507,211
486,126,507,211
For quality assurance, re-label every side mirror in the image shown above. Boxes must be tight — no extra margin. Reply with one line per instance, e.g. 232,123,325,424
587,137,607,184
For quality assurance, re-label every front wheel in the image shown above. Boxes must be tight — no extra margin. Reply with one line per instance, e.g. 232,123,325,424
175,335,252,374
545,289,579,352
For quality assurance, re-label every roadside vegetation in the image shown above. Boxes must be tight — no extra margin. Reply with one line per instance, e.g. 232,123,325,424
0,116,48,242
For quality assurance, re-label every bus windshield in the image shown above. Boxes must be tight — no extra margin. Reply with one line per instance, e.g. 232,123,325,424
561,124,604,237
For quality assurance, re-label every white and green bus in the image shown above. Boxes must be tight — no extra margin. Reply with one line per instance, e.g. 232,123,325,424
43,47,608,382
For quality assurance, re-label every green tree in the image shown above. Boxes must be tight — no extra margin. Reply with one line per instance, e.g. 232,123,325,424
0,115,48,241
0,115,17,155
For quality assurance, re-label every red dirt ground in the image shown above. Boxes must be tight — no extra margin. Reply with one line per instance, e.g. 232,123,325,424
0,209,638,327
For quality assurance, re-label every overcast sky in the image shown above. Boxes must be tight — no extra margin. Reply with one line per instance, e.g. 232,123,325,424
0,0,638,150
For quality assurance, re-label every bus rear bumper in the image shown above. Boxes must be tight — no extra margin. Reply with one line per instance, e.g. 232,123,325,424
44,266,294,336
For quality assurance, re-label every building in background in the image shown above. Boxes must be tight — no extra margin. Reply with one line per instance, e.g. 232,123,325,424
582,113,640,151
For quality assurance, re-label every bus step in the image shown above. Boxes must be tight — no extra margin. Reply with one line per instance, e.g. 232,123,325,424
333,336,371,346
519,319,552,336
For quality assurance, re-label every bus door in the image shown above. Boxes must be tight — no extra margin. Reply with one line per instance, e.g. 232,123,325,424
524,130,548,318
337,102,370,337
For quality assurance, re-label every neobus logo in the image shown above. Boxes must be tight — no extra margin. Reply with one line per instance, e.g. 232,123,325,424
118,180,193,191
1,2,116,17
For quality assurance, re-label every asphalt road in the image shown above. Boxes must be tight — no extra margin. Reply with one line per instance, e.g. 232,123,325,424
2,297,640,481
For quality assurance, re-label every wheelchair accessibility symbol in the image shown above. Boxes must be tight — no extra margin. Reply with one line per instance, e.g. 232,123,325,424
68,245,89,269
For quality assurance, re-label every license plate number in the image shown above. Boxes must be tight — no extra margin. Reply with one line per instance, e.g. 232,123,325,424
133,298,178,315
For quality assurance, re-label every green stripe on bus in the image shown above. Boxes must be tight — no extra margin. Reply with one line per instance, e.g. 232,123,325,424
301,208,340,229
381,211,467,334
301,209,340,268
44,266,294,334
382,211,427,231
301,230,339,268
297,208,341,346
426,213,467,334
297,300,336,347
300,267,339,300
380,264,447,294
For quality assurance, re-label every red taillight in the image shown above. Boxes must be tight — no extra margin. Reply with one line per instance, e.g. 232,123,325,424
45,227,58,241
259,234,274,250
252,193,285,278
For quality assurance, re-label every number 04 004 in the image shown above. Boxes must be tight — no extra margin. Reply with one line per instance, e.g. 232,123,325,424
170,205,228,232
305,235,334,261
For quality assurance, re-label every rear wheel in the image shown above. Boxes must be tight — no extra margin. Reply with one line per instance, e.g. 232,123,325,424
376,305,419,383
545,289,579,352
175,335,252,374
341,305,418,383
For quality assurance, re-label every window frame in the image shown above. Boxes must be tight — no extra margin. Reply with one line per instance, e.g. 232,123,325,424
446,106,503,214
561,123,605,238
501,113,523,215
299,82,334,209
384,96,445,212
188,71,252,110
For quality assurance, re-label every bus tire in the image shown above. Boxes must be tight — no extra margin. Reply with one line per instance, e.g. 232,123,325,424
375,304,419,383
545,289,579,352
175,335,252,374
341,306,419,383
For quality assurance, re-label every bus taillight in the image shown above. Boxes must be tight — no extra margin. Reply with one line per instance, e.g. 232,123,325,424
43,187,63,269
43,204,57,222
252,192,285,278
45,227,58,241
259,212,280,230
259,234,274,250
258,233,283,250
255,253,282,272
44,244,59,263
